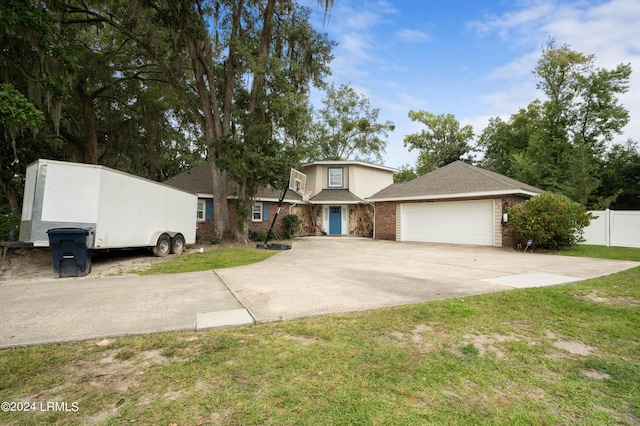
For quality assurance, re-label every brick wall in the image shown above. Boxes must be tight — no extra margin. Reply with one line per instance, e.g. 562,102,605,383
247,202,292,236
501,195,530,248
374,201,398,240
196,220,216,242
196,201,293,242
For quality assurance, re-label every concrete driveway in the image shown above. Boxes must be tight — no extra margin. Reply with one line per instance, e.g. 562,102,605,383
1,237,637,348
217,237,639,322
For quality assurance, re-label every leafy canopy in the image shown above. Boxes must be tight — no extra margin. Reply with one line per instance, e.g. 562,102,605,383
404,110,474,173
479,39,632,208
310,83,394,163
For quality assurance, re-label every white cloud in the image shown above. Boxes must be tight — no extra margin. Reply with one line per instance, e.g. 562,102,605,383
487,50,540,80
396,29,430,43
468,1,555,41
468,0,640,143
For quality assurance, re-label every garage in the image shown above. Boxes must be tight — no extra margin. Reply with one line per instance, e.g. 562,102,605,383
400,200,495,246
368,161,544,247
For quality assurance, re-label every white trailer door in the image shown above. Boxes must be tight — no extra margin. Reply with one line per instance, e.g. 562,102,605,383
400,200,494,246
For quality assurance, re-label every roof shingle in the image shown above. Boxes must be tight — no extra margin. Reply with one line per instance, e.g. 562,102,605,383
164,162,302,202
310,189,364,203
368,161,543,201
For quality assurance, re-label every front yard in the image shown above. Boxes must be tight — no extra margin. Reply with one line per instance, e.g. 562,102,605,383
0,246,638,425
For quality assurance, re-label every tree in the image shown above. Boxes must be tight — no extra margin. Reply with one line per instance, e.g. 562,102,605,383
309,83,394,163
478,40,632,207
597,140,640,209
404,110,474,170
0,0,73,213
393,164,417,183
478,100,543,177
0,83,45,213
62,0,335,241
527,39,630,204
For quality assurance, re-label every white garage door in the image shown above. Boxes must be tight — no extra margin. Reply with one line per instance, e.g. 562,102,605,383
400,200,495,246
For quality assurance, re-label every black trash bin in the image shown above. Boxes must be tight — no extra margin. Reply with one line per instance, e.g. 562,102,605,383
47,228,92,278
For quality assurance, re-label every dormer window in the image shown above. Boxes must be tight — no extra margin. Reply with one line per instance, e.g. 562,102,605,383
328,167,344,188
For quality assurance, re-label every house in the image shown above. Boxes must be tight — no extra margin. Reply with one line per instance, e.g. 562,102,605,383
164,160,395,240
164,162,303,241
367,161,543,247
293,161,397,237
165,160,542,247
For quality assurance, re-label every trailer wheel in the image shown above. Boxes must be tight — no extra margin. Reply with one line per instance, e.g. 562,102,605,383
170,234,186,254
152,234,171,257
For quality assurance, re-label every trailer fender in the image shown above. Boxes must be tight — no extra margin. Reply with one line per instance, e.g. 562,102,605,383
148,231,179,246
150,232,172,257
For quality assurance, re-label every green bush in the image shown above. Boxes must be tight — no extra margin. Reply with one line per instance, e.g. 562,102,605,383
0,214,20,241
249,230,268,242
281,214,301,238
507,192,593,249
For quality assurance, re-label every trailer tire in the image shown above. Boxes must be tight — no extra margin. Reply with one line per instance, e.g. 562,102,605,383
152,234,171,257
170,234,186,254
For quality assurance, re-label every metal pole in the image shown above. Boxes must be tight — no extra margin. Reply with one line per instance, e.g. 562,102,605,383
258,179,290,249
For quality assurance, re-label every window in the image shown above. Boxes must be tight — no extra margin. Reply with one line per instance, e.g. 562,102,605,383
252,203,263,222
328,167,344,188
197,201,205,221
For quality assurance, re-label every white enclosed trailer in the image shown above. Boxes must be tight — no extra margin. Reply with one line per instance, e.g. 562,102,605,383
19,159,197,256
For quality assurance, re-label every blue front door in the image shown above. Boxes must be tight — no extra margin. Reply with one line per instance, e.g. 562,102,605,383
329,206,342,235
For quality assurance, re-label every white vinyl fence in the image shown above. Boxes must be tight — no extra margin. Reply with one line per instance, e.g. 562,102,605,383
582,210,640,248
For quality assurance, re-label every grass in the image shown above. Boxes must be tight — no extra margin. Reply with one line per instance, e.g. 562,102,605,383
135,246,278,275
555,244,640,262
1,245,639,425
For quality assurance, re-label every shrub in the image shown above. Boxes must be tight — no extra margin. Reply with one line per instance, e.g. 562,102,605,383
507,192,593,249
249,230,268,242
281,214,301,238
0,214,20,241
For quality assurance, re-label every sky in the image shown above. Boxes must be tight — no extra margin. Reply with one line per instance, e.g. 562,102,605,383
299,0,640,169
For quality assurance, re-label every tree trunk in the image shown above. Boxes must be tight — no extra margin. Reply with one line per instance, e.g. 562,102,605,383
76,78,99,164
234,178,250,244
1,180,21,215
210,160,229,239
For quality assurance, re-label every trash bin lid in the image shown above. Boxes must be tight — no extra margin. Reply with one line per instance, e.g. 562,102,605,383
46,227,90,235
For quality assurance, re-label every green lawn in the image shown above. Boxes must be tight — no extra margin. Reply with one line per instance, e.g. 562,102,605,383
1,245,638,425
134,246,278,275
556,244,640,262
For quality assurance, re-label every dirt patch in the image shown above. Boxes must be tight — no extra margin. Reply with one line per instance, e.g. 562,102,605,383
581,369,611,380
282,334,324,346
0,245,214,285
463,333,520,358
581,290,640,306
545,330,597,357
388,324,439,354
553,340,596,356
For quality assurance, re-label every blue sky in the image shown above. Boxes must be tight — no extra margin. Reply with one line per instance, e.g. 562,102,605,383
300,0,640,169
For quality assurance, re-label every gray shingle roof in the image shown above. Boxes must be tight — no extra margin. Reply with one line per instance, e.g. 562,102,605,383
368,161,543,201
164,162,302,202
310,189,365,204
164,162,212,194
